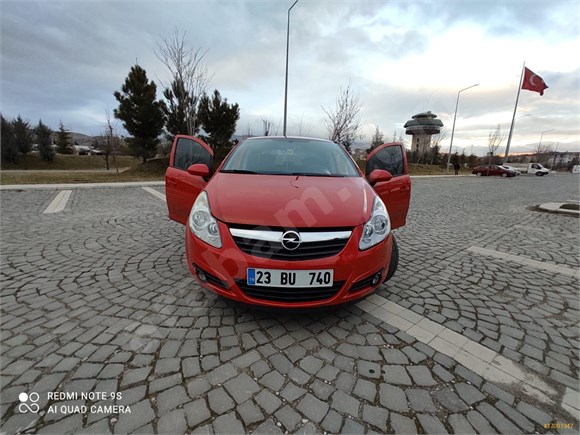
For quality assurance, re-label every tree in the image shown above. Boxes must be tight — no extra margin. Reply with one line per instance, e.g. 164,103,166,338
322,82,363,152
487,124,504,168
34,119,55,162
114,65,166,163
156,29,210,138
467,153,478,168
56,121,75,154
367,126,384,153
1,115,18,163
12,115,33,155
534,141,554,166
198,89,240,160
93,110,123,171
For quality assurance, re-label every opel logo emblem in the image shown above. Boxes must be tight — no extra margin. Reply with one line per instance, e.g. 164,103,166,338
281,230,301,251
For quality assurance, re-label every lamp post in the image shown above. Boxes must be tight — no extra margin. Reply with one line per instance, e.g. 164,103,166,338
446,84,479,173
283,0,299,137
538,128,554,149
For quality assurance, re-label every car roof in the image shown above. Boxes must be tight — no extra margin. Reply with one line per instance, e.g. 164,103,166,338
243,136,333,143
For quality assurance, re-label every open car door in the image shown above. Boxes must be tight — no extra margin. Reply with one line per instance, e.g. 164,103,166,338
165,135,214,225
365,143,411,230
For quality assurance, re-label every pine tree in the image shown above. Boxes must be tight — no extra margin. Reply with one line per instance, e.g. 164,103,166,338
114,65,166,163
367,126,384,153
56,121,74,154
1,115,18,163
12,115,33,155
34,119,55,162
163,78,200,139
198,90,240,160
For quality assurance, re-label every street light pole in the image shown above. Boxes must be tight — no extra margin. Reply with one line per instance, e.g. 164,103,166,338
446,84,479,173
283,0,299,137
538,128,554,149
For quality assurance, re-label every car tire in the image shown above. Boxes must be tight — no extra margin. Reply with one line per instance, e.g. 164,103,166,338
385,235,399,282
535,172,544,176
501,173,507,177
476,172,482,176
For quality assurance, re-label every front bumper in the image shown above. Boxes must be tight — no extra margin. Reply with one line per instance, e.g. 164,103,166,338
185,222,392,308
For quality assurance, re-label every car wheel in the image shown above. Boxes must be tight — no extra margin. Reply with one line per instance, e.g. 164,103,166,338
476,172,482,176
535,172,544,176
501,173,507,177
385,235,399,282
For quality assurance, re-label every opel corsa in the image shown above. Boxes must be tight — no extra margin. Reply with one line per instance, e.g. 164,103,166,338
165,136,411,308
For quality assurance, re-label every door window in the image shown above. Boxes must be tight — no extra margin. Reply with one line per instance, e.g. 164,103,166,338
173,137,213,171
366,146,404,176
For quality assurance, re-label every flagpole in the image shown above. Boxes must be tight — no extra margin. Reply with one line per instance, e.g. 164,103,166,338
503,62,526,163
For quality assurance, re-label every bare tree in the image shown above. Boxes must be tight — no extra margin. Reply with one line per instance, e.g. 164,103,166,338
487,124,504,168
156,29,211,137
322,82,363,151
94,109,123,172
534,141,554,166
295,115,312,137
243,122,253,138
428,128,447,164
261,116,274,136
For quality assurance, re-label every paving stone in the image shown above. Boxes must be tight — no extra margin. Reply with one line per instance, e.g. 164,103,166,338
516,401,552,426
495,401,535,433
390,412,417,434
254,418,284,434
330,390,360,417
448,414,476,434
297,393,329,423
38,414,83,434
362,404,388,432
405,388,437,412
454,382,486,405
379,384,408,412
157,385,189,414
288,367,311,386
255,390,282,414
187,377,211,397
433,388,469,412
149,373,181,394
477,402,521,433
406,365,437,386
208,387,235,414
184,398,211,427
316,364,340,381
417,414,448,434
299,356,324,375
382,365,412,385
454,365,482,387
207,363,238,385
321,409,343,433
353,378,376,402
113,399,154,434
342,417,365,434
274,404,302,431
224,373,261,405
157,408,187,435
466,410,497,434
259,371,285,391
121,367,151,387
335,372,356,393
213,413,244,434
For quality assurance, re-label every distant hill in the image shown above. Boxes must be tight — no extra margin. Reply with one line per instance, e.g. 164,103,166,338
50,131,93,146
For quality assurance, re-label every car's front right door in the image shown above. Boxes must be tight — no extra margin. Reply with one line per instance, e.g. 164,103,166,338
365,143,411,229
165,135,214,225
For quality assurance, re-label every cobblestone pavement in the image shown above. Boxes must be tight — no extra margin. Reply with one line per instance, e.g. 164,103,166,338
1,175,578,434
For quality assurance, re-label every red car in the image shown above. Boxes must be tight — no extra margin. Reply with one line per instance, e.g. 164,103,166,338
165,135,411,308
472,165,517,177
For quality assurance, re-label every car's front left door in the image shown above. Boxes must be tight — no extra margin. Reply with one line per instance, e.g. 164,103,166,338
365,143,411,230
165,135,214,225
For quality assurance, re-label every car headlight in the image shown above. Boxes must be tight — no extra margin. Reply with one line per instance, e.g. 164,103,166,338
359,196,391,250
188,191,222,248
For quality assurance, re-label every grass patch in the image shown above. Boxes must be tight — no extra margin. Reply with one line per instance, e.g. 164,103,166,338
0,154,140,170
561,203,580,211
0,157,168,185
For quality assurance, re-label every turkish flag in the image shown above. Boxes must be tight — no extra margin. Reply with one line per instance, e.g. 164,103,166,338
521,67,548,96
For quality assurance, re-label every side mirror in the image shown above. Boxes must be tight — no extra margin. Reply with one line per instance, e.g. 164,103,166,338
368,169,393,185
187,163,210,178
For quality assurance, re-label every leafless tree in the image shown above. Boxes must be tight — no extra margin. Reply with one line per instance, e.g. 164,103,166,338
487,124,504,168
156,29,211,136
295,115,312,137
261,116,274,136
428,128,447,164
534,141,554,166
322,82,363,151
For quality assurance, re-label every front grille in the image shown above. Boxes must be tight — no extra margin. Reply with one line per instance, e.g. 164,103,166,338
236,280,344,303
230,227,351,261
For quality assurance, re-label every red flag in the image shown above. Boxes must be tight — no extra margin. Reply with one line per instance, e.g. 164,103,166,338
521,67,548,96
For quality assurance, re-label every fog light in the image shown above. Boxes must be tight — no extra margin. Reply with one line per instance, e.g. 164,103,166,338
198,270,207,282
371,273,381,286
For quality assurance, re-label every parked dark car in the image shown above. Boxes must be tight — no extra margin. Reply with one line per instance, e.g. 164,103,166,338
472,165,517,177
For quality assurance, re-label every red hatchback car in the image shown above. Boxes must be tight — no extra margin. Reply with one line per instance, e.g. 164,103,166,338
472,165,517,177
165,136,411,308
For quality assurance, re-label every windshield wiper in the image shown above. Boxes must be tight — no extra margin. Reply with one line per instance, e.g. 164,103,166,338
220,169,260,174
288,172,339,177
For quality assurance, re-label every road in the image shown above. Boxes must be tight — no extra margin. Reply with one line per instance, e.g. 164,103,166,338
1,174,578,434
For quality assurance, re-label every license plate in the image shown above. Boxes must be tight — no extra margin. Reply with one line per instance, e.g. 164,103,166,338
247,268,334,288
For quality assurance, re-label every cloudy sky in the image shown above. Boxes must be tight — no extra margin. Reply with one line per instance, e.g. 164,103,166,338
1,0,579,156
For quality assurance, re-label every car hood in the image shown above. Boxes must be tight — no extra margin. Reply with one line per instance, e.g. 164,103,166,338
206,173,374,228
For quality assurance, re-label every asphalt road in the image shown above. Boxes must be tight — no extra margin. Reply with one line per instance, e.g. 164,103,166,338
1,174,578,434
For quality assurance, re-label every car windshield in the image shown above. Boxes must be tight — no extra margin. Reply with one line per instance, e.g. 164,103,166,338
220,138,360,177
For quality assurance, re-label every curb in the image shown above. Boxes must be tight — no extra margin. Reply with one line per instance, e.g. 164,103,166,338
538,203,580,216
0,181,165,190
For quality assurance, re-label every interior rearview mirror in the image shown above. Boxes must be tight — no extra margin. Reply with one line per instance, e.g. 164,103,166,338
368,169,393,185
